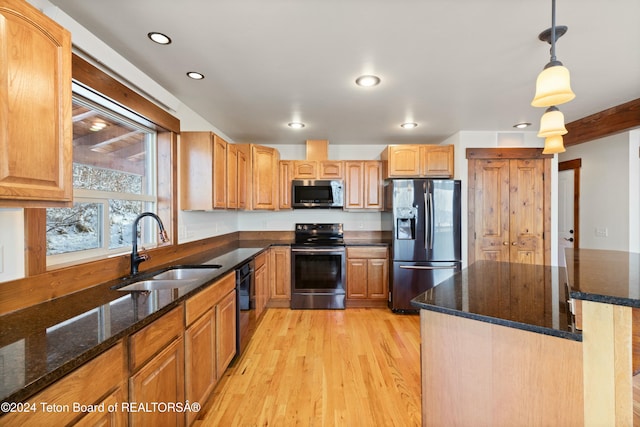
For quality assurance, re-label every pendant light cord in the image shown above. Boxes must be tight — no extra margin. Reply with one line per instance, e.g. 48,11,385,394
550,0,557,62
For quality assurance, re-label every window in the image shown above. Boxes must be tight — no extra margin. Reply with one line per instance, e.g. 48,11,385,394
46,83,159,265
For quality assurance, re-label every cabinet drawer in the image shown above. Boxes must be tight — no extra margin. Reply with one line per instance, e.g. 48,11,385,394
1,342,125,427
185,271,236,325
347,247,388,259
254,251,268,270
129,305,184,371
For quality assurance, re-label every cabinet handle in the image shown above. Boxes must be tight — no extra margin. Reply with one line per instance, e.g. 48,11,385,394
503,242,509,246
512,242,517,246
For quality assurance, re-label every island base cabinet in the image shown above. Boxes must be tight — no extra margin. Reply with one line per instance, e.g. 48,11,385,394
419,310,584,427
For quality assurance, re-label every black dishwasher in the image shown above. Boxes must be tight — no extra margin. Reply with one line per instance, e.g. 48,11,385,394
236,259,255,358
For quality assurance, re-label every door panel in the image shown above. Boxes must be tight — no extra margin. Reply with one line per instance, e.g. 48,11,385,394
510,160,544,264
474,160,510,262
472,158,545,265
558,169,575,266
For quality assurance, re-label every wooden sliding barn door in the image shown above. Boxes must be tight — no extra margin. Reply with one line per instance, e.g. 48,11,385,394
468,148,552,265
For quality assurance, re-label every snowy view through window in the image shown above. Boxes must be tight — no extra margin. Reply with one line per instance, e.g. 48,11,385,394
46,91,157,260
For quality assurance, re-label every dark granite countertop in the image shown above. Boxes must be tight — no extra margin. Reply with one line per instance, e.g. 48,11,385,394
0,243,269,404
411,260,581,341
565,248,640,307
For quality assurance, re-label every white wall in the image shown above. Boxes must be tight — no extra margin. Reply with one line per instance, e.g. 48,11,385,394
559,133,632,251
0,209,25,282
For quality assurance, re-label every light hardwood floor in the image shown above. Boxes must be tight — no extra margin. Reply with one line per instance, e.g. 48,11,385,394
195,308,421,426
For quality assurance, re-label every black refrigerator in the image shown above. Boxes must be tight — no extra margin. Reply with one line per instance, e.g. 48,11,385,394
382,179,462,312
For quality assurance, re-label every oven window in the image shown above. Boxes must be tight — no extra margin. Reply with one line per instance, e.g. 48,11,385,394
293,254,344,291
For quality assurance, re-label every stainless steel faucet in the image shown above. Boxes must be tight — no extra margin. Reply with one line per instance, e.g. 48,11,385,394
130,212,169,275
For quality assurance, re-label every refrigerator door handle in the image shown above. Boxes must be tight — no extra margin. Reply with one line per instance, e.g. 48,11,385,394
399,265,458,270
424,190,434,250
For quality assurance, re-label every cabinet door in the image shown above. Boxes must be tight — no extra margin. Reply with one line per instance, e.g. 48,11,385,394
420,145,454,177
279,160,294,209
344,161,364,210
346,258,367,299
293,160,317,179
237,147,248,210
367,258,389,299
252,145,278,209
270,246,291,300
74,386,127,427
213,135,227,208
386,145,420,177
254,263,268,319
180,132,213,210
129,337,185,427
216,290,237,377
319,161,343,179
227,143,238,209
471,158,545,265
472,159,511,262
363,161,383,210
509,159,545,264
0,0,72,206
185,310,216,426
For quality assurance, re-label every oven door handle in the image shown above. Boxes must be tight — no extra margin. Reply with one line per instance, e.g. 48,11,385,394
291,248,345,253
399,265,458,270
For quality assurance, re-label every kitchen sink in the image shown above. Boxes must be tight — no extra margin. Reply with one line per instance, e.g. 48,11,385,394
152,265,221,280
116,279,199,292
115,264,222,292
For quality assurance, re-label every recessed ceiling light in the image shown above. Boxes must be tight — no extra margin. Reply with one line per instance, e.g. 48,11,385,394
288,122,305,129
186,71,205,80
89,122,107,132
513,122,532,129
148,32,171,45
400,122,418,129
355,75,381,87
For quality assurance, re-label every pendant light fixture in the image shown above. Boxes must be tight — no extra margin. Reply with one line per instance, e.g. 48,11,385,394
531,0,575,154
537,106,567,138
542,135,566,154
531,0,575,107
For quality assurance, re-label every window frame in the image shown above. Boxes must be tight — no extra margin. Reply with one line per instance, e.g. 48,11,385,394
24,54,179,276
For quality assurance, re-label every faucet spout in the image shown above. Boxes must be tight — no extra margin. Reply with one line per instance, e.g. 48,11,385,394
130,212,169,276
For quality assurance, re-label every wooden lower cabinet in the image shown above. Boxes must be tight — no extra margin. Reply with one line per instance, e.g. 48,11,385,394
346,246,389,307
269,246,291,306
185,309,216,426
216,290,237,377
1,342,126,427
129,336,185,427
184,271,236,425
73,387,127,427
254,251,269,319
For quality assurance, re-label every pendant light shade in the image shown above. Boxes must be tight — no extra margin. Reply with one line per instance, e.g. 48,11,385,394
537,106,567,138
531,63,575,107
542,135,566,154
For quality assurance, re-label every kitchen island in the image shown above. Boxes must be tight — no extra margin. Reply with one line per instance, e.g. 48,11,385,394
412,250,640,426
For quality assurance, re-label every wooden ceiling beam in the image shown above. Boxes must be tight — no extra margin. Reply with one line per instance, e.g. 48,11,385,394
564,98,640,146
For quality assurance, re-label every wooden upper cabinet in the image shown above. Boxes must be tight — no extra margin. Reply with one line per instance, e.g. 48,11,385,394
237,144,279,210
319,161,343,179
279,160,294,209
382,145,420,177
421,144,454,177
212,135,227,209
381,144,454,178
237,146,248,210
293,160,317,179
179,132,228,210
344,161,383,211
226,143,237,209
0,0,72,207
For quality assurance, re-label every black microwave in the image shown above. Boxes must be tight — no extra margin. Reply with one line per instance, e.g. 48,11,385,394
292,180,344,209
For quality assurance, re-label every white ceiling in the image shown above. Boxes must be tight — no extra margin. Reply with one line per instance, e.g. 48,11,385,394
48,0,640,145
